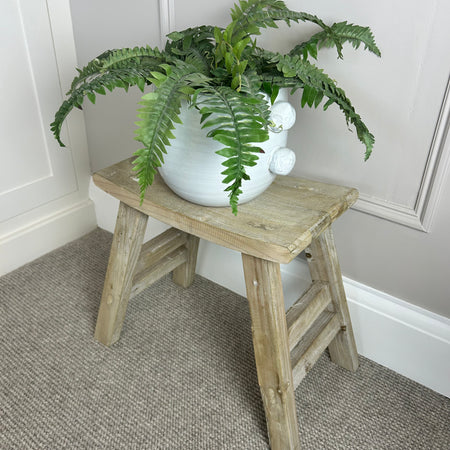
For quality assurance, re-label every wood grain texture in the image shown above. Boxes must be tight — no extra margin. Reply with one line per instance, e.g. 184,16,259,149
93,157,358,264
286,281,332,352
242,254,300,450
131,246,187,298
131,227,189,297
134,227,187,276
95,202,148,346
172,234,200,288
305,228,359,371
291,312,341,389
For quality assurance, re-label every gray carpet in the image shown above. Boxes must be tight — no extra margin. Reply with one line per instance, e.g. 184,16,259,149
0,229,449,449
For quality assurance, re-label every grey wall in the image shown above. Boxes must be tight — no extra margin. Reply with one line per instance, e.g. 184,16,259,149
69,0,450,318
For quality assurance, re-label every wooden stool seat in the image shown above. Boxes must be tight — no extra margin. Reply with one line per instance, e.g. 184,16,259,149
93,157,359,450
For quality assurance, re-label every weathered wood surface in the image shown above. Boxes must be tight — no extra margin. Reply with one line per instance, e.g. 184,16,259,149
131,246,187,299
291,311,341,389
134,227,187,276
93,157,358,264
131,227,189,297
95,202,148,346
286,281,332,352
242,254,300,450
305,228,359,372
172,234,200,288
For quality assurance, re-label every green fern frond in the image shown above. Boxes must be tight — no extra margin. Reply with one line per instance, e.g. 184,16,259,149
239,70,271,122
216,1,337,92
68,50,115,95
179,46,214,75
230,0,287,20
239,69,262,97
272,53,375,160
68,47,167,96
133,61,210,202
193,85,270,214
100,46,169,70
318,22,380,56
231,0,293,34
289,21,381,60
166,26,217,55
230,1,333,45
165,26,218,77
51,67,155,147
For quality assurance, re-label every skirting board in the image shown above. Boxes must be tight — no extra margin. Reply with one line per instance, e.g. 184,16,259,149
0,200,97,276
90,179,450,397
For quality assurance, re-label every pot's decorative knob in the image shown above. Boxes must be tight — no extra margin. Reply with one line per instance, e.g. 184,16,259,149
269,147,296,175
269,101,296,132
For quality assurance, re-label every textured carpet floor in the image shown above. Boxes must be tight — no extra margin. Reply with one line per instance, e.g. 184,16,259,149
1,228,449,449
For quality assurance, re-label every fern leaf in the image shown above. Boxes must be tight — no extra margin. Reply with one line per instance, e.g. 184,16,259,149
166,25,216,56
319,22,380,56
289,21,381,60
68,46,168,96
68,50,115,95
230,1,334,47
133,61,210,202
239,70,271,123
193,85,269,214
271,53,375,159
100,46,170,70
165,26,218,77
51,67,156,146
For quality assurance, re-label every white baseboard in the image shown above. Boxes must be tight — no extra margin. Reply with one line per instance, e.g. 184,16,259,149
0,200,97,276
343,276,450,398
89,179,450,397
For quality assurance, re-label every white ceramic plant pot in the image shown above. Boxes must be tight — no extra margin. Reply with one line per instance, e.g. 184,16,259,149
158,89,296,207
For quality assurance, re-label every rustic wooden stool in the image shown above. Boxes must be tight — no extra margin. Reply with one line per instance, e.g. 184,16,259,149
93,157,359,450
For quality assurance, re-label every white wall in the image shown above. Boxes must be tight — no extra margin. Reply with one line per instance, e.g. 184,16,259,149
0,0,96,275
70,0,450,319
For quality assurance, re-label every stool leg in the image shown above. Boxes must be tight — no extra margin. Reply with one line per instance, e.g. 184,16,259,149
305,227,359,371
172,234,200,288
242,254,300,450
95,202,148,346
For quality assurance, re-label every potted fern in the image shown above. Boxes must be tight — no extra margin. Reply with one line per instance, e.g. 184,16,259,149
51,0,380,214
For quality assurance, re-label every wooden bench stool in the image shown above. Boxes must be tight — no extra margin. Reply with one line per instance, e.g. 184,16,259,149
93,157,359,450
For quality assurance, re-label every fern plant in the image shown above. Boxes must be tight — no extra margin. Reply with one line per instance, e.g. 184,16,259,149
52,0,380,214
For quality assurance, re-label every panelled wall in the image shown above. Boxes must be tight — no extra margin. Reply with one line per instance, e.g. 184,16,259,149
72,0,450,319
0,0,96,275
